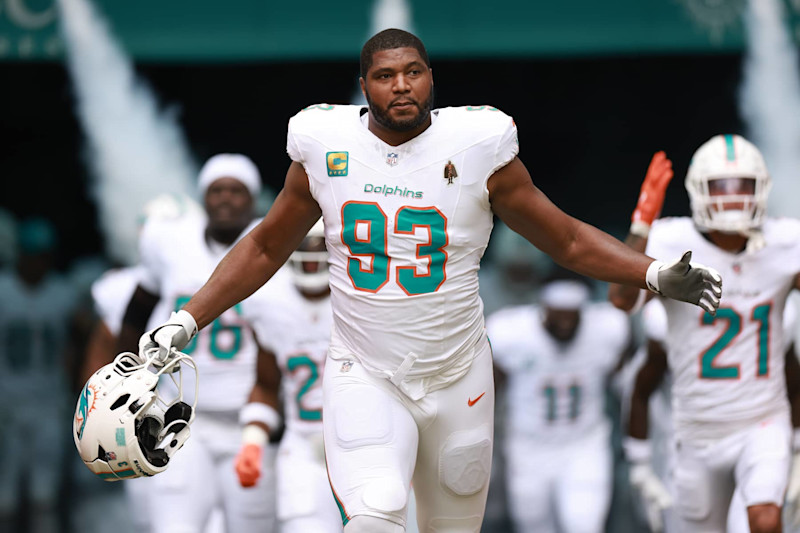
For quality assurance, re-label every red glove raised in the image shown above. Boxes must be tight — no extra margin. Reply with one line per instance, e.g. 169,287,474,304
631,151,674,237
235,443,263,488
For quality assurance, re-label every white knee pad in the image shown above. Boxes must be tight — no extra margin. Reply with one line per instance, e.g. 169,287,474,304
345,515,406,533
362,478,408,514
439,424,492,496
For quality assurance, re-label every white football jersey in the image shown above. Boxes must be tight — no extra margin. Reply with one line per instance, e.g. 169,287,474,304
287,104,518,383
0,271,78,396
487,302,629,443
251,277,332,437
647,217,800,440
91,265,145,336
138,212,276,412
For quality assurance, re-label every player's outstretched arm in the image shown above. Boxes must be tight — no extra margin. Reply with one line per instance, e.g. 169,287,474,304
488,157,721,314
141,162,322,361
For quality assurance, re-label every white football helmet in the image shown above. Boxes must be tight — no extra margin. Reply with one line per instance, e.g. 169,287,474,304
685,134,771,234
288,218,329,293
73,349,197,481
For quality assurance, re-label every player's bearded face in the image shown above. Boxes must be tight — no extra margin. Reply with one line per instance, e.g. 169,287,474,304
365,83,434,133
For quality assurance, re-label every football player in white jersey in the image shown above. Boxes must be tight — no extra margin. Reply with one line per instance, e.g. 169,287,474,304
488,273,632,533
139,29,721,532
118,154,277,533
233,220,343,532
609,137,800,533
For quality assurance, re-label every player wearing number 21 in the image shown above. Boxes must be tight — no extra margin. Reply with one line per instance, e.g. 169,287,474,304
141,29,721,532
119,154,278,533
609,137,800,533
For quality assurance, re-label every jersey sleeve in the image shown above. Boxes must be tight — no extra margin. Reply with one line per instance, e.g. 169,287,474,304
492,114,519,174
286,114,304,164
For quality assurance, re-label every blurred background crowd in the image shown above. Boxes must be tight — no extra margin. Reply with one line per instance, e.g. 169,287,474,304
3,0,800,531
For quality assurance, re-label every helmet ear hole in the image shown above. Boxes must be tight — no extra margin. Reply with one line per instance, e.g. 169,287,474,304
162,402,193,435
109,394,130,411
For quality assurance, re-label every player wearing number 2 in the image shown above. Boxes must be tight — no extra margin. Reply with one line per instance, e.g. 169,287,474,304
139,30,721,532
609,136,800,533
118,154,278,533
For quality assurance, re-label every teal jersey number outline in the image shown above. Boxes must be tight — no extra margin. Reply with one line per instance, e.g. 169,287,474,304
287,354,322,421
543,382,582,422
175,296,243,359
341,201,448,295
700,303,771,379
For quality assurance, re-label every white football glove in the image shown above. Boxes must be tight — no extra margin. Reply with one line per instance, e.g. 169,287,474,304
139,310,198,362
624,437,672,532
646,251,722,315
630,462,672,532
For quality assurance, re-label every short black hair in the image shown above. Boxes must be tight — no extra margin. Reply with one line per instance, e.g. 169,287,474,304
360,28,430,78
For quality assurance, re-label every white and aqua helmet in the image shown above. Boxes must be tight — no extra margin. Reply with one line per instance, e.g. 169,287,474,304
288,218,329,292
73,350,197,481
685,134,771,234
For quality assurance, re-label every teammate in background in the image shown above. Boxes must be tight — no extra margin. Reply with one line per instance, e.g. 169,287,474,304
487,272,632,533
139,29,721,532
0,218,80,533
118,154,278,533
609,137,800,533
233,220,342,532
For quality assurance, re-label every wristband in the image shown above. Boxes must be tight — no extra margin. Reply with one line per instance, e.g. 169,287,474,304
240,402,282,432
645,260,664,295
623,436,653,464
242,424,268,446
629,221,651,238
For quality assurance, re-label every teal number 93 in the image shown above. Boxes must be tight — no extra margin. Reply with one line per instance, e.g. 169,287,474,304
341,202,448,295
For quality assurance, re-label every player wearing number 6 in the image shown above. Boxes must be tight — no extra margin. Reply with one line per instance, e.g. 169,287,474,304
140,29,722,532
609,136,800,533
118,154,278,533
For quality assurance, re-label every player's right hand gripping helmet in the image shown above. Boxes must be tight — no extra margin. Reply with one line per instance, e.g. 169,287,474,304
73,350,197,481
287,218,329,292
685,134,771,234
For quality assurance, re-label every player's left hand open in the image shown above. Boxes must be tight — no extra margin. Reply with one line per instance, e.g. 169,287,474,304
139,309,198,362
645,251,722,315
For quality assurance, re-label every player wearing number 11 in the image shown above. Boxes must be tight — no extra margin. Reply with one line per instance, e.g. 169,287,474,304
141,29,721,532
609,136,800,533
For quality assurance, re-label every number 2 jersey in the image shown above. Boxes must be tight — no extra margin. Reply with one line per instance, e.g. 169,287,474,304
138,213,278,413
250,278,332,437
287,104,518,390
646,217,800,441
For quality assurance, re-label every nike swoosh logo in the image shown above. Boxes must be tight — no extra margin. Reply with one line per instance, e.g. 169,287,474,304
468,392,486,407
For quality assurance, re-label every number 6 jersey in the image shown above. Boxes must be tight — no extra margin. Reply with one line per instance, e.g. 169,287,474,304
287,104,518,389
646,217,800,441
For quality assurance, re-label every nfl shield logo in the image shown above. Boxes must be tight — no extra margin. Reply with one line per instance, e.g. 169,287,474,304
386,152,398,167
